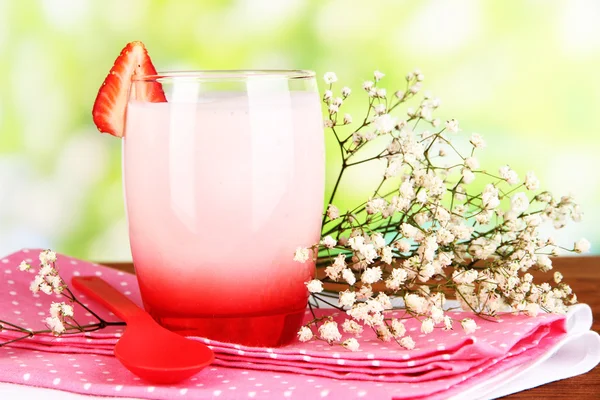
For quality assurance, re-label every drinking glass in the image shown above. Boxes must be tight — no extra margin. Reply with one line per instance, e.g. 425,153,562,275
122,70,324,347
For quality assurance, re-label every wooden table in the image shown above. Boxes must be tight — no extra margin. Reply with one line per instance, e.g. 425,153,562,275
103,256,600,399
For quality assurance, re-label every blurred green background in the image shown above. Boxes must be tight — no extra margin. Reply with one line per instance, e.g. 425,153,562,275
0,0,597,260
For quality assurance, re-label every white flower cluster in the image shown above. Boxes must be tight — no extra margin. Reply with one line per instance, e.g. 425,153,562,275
45,302,74,335
28,250,64,295
15,251,78,336
295,70,589,351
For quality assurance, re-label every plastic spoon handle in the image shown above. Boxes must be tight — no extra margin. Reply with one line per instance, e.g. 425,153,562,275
72,276,148,323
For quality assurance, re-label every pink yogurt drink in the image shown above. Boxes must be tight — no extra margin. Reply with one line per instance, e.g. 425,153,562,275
123,71,325,346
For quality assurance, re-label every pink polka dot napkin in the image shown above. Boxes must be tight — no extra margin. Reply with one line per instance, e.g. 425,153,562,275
0,249,567,399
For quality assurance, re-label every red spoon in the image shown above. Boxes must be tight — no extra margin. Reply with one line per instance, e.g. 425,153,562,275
72,276,214,384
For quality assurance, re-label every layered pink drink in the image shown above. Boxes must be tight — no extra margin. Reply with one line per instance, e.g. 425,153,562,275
123,71,324,346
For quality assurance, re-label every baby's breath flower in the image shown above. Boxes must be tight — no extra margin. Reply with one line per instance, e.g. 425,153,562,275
323,72,338,84
376,293,393,310
297,326,313,342
361,267,383,285
39,250,57,264
318,321,342,343
338,290,356,308
342,338,360,352
49,302,62,318
409,83,422,94
324,265,341,281
373,70,385,81
482,184,501,210
443,316,453,330
574,238,591,253
470,133,486,148
386,268,408,291
430,306,444,324
453,269,478,284
399,336,416,350
347,303,369,323
29,275,43,293
358,244,377,264
40,284,53,295
18,261,31,272
48,275,64,294
371,233,386,249
475,210,492,225
294,68,583,352
401,223,424,241
293,247,310,263
394,239,411,253
320,235,337,249
524,171,540,191
420,318,435,334
405,293,428,314
358,285,374,301
342,268,356,286
305,279,323,293
499,165,519,185
381,246,393,264
464,157,479,170
373,104,386,115
376,325,393,342
390,319,406,338
49,302,73,319
39,264,54,277
525,303,540,317
554,271,563,284
366,198,387,214
461,168,475,184
327,204,340,220
342,319,363,335
61,303,74,317
461,318,477,334
362,81,374,91
373,114,396,134
45,317,65,335
445,119,459,133
510,192,529,214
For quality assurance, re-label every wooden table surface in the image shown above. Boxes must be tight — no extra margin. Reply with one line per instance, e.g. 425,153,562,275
103,256,600,399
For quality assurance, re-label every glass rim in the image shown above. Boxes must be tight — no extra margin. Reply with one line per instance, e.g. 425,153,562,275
132,69,316,81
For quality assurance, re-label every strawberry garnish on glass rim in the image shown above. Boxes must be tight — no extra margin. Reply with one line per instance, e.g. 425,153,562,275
92,41,166,137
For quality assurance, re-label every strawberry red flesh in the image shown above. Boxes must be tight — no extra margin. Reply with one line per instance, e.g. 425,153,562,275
92,41,166,137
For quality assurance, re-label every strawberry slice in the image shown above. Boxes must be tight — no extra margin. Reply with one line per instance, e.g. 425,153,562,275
92,41,166,137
